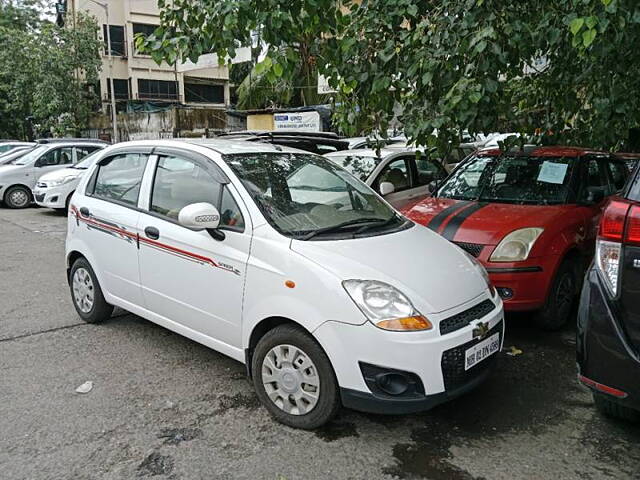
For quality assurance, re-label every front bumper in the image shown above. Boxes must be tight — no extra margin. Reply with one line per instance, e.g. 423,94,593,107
577,267,640,412
484,255,561,311
314,297,504,415
33,185,69,209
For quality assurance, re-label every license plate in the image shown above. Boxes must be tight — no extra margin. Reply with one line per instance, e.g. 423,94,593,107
464,333,500,371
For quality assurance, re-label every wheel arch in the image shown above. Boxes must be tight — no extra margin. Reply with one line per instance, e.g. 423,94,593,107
3,183,33,202
244,316,314,378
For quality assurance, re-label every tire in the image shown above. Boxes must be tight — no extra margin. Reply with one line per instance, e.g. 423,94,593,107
4,185,32,209
535,258,577,331
251,324,340,429
69,257,113,323
593,393,640,422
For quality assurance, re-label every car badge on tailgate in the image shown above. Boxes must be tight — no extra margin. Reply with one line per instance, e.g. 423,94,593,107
472,321,490,340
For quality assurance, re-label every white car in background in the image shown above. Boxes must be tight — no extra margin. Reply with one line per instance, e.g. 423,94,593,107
0,141,106,208
33,150,102,211
324,146,449,209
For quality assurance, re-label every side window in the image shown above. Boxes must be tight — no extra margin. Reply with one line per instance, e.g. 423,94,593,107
76,146,101,161
415,158,447,186
38,147,74,166
92,153,148,206
150,155,245,230
375,158,410,192
606,160,628,192
581,158,609,200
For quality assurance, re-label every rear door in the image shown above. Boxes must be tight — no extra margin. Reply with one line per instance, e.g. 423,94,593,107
76,149,151,306
619,172,640,350
136,148,252,349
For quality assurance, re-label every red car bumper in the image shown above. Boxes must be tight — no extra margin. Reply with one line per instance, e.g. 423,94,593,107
482,254,562,312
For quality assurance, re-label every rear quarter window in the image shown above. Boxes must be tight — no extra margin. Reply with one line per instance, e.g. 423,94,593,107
627,168,640,202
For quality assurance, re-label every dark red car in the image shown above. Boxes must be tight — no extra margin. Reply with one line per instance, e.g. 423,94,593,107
401,146,629,329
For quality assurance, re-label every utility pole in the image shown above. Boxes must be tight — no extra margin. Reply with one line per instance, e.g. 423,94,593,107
87,0,118,143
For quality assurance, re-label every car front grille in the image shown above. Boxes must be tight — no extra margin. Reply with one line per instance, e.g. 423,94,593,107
453,241,484,257
441,321,502,391
439,299,496,335
35,193,45,202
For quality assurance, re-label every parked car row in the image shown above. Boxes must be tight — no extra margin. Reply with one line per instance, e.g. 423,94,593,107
2,133,639,426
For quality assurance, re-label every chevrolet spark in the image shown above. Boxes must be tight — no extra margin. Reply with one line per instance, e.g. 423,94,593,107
66,140,503,429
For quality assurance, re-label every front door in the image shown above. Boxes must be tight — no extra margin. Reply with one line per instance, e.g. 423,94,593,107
137,152,251,349
33,146,75,184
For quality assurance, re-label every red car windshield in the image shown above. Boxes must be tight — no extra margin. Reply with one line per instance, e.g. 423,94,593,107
438,155,576,205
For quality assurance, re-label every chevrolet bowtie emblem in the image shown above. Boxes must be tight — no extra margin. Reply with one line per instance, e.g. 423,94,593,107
472,321,490,340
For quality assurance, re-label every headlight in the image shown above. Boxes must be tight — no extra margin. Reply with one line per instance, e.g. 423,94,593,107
490,227,543,262
47,175,77,187
342,280,432,331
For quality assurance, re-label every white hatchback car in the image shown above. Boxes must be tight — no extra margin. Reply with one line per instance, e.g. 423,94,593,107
66,140,504,429
0,141,106,208
324,147,449,210
33,150,101,211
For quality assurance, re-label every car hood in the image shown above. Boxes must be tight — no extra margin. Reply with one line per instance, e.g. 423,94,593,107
39,167,83,182
290,224,488,314
401,197,577,246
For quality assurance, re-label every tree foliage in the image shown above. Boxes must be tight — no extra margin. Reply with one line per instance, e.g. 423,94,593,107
140,0,640,151
0,1,102,139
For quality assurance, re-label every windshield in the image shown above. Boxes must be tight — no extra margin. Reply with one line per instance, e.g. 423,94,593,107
437,155,576,205
73,150,101,169
226,152,405,239
14,145,48,165
325,154,381,182
0,147,35,164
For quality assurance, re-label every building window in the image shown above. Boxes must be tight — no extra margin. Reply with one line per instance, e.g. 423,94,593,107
103,24,125,56
137,79,178,100
106,79,130,100
185,82,225,104
132,23,157,54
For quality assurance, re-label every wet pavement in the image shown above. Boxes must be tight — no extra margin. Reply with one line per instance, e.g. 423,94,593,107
1,207,639,480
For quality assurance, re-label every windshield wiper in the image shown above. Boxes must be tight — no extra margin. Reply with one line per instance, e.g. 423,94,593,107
353,215,400,235
300,217,389,240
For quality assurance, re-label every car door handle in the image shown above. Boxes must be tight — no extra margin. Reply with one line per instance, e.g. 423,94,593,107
79,207,90,217
144,226,160,240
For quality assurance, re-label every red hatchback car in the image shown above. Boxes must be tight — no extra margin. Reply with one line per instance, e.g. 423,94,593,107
402,146,629,329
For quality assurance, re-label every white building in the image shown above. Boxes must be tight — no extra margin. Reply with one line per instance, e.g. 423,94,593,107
71,0,230,111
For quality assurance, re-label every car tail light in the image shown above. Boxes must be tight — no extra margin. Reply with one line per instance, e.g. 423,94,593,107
625,206,640,245
596,200,631,296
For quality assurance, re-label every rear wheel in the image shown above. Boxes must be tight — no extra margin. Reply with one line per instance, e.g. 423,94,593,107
251,324,340,429
69,257,113,323
4,185,32,209
535,258,577,331
593,393,640,422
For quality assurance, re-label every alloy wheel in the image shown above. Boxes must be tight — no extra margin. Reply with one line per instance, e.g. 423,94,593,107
9,189,29,208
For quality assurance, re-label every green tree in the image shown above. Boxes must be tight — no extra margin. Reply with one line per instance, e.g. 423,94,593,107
139,0,640,151
0,2,102,139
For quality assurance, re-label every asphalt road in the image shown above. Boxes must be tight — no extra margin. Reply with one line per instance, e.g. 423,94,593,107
1,207,639,480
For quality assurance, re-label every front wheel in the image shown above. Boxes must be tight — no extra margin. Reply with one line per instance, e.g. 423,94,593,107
4,185,32,209
535,259,577,331
252,324,340,429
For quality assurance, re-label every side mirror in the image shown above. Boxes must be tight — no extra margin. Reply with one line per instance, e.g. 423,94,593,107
178,202,220,230
379,181,395,196
427,180,439,195
584,187,606,205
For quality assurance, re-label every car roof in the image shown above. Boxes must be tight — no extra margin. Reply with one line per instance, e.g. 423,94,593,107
35,138,110,144
476,145,610,158
324,145,424,158
106,138,314,156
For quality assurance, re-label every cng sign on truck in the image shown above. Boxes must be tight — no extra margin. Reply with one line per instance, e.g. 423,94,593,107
274,111,321,132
